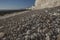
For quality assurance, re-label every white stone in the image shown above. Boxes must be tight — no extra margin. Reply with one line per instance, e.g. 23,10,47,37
0,32,5,38
53,12,60,15
26,30,31,34
0,26,4,29
46,34,50,40
31,35,34,39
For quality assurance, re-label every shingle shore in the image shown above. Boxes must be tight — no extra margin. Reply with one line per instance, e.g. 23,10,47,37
0,6,60,40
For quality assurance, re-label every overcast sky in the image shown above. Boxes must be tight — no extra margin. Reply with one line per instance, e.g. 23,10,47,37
0,0,35,10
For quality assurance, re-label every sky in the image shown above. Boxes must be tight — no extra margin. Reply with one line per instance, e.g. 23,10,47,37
0,0,35,10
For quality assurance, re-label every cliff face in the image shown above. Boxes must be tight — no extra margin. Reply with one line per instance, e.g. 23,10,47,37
32,0,60,9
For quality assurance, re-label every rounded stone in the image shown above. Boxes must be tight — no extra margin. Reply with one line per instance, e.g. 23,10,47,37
57,34,60,40
0,32,5,38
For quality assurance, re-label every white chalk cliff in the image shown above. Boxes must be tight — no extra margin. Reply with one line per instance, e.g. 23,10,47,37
31,0,60,9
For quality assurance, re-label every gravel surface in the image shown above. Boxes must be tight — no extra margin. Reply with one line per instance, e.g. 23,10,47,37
0,6,60,40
